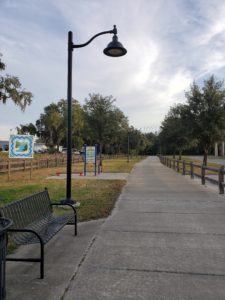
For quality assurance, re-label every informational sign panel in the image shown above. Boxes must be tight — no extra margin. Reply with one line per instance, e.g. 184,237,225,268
85,146,96,163
83,145,97,176
9,135,34,158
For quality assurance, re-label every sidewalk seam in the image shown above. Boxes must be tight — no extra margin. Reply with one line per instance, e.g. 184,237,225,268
94,266,225,278
61,234,98,300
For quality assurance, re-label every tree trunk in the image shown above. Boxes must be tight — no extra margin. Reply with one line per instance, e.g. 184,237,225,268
179,149,182,160
203,149,208,166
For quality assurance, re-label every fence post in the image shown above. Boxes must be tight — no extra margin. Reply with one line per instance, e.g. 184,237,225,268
190,162,194,179
30,160,32,179
201,165,205,185
176,160,179,172
182,160,186,175
173,159,175,170
47,158,49,168
219,166,224,194
7,160,10,181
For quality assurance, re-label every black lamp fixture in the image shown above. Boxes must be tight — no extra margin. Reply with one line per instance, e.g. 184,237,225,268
104,25,127,57
61,25,127,205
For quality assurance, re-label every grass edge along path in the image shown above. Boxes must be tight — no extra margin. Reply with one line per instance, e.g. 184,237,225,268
0,157,144,223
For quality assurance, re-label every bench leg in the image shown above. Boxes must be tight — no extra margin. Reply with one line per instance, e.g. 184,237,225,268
6,228,45,279
75,211,77,236
40,239,44,279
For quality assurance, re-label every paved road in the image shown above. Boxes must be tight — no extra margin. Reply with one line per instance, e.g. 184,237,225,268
189,156,225,165
6,156,225,299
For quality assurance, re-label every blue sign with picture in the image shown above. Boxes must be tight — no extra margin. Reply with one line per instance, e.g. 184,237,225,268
9,135,34,158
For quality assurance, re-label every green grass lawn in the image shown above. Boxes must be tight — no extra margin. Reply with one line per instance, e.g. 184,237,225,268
0,156,144,222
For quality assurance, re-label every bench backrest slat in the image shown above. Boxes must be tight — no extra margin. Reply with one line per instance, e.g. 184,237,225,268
0,190,52,229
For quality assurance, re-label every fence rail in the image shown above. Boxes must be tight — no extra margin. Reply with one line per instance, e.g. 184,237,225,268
0,155,83,176
0,154,134,178
159,155,225,194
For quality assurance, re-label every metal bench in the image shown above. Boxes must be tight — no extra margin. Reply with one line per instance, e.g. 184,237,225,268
0,188,77,279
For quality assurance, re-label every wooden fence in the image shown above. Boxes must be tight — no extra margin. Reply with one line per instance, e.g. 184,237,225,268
0,155,83,178
0,154,134,178
159,156,225,195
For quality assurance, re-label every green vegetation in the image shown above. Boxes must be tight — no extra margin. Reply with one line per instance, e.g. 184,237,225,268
0,53,33,111
159,75,225,165
0,157,143,222
17,94,157,156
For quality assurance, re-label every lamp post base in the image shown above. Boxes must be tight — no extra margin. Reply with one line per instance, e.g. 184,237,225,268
60,198,80,207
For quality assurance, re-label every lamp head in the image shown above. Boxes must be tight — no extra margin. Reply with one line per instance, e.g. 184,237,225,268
104,34,127,57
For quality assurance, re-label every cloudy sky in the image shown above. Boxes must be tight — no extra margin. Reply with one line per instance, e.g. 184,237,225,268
1,0,225,139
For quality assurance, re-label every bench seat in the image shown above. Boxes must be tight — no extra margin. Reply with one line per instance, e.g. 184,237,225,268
0,189,77,278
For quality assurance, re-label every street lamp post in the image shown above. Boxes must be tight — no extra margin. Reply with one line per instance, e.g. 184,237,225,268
61,25,127,205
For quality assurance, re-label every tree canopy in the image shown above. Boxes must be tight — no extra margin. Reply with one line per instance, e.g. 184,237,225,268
35,99,84,151
159,104,194,159
0,53,33,111
19,94,157,155
83,93,129,158
159,75,225,164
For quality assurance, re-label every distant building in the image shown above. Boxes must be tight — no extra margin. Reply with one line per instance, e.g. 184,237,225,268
34,143,48,153
0,140,49,153
214,142,225,157
0,140,9,151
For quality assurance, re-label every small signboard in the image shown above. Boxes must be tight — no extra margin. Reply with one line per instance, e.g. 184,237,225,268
9,135,34,158
83,145,97,176
85,146,96,163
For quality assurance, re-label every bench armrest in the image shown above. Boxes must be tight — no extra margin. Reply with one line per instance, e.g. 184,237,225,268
50,202,77,214
7,228,44,245
50,203,77,235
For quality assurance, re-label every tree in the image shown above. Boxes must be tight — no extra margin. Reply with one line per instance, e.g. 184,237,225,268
125,127,147,155
104,107,129,154
185,76,225,165
36,99,84,151
143,132,159,155
59,99,85,150
83,93,128,162
36,103,64,150
17,123,37,135
159,104,193,159
0,53,33,111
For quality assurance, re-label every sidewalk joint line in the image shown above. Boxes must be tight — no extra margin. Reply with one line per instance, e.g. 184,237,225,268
102,229,225,236
97,266,225,278
121,210,225,215
61,235,98,299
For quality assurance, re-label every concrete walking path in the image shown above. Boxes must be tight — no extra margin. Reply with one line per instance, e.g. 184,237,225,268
63,156,225,300
6,156,225,299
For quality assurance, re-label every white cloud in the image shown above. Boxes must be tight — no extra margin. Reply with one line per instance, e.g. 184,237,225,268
1,0,225,138
0,125,16,140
